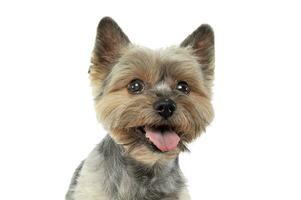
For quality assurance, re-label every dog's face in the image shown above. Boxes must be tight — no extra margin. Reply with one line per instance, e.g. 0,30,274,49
89,17,214,164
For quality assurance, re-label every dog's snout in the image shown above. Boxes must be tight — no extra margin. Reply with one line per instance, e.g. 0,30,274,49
153,98,176,119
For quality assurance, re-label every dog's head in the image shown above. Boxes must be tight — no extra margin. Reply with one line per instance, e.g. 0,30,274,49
89,17,214,164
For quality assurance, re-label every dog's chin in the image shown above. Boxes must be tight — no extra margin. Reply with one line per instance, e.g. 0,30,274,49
110,123,191,164
116,125,182,165
109,124,193,165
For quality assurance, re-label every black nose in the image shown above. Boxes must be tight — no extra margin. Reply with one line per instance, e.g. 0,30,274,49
153,98,177,119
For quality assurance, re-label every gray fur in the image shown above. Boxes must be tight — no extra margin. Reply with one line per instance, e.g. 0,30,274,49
66,160,85,200
66,135,186,200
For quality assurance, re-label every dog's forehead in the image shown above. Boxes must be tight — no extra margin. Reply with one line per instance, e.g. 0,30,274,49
115,46,204,83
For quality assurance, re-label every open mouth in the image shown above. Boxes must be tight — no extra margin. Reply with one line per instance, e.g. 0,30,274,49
139,125,180,152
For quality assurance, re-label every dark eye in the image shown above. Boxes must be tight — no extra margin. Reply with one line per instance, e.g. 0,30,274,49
127,79,144,94
176,81,190,94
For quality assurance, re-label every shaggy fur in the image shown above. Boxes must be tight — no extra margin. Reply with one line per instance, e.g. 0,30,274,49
66,17,215,200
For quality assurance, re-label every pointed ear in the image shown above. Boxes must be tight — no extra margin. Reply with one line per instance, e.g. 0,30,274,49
90,17,130,74
181,24,215,87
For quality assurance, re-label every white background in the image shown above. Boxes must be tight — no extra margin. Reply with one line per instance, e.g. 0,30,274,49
0,0,300,199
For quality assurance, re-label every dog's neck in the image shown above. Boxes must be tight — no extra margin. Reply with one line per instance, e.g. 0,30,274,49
97,135,184,199
99,135,179,173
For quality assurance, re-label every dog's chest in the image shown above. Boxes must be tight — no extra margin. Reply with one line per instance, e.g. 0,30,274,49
117,170,181,200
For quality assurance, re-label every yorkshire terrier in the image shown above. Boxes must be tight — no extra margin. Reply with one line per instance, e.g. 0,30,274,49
66,17,214,200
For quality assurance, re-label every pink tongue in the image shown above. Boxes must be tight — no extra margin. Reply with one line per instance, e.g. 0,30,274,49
145,126,180,152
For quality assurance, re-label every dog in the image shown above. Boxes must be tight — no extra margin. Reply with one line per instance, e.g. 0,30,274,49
66,17,214,200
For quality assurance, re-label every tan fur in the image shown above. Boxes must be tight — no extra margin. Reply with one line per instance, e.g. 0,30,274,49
90,45,214,164
125,143,180,166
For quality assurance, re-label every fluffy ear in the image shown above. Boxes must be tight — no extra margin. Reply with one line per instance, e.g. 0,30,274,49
90,17,130,76
181,24,214,87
